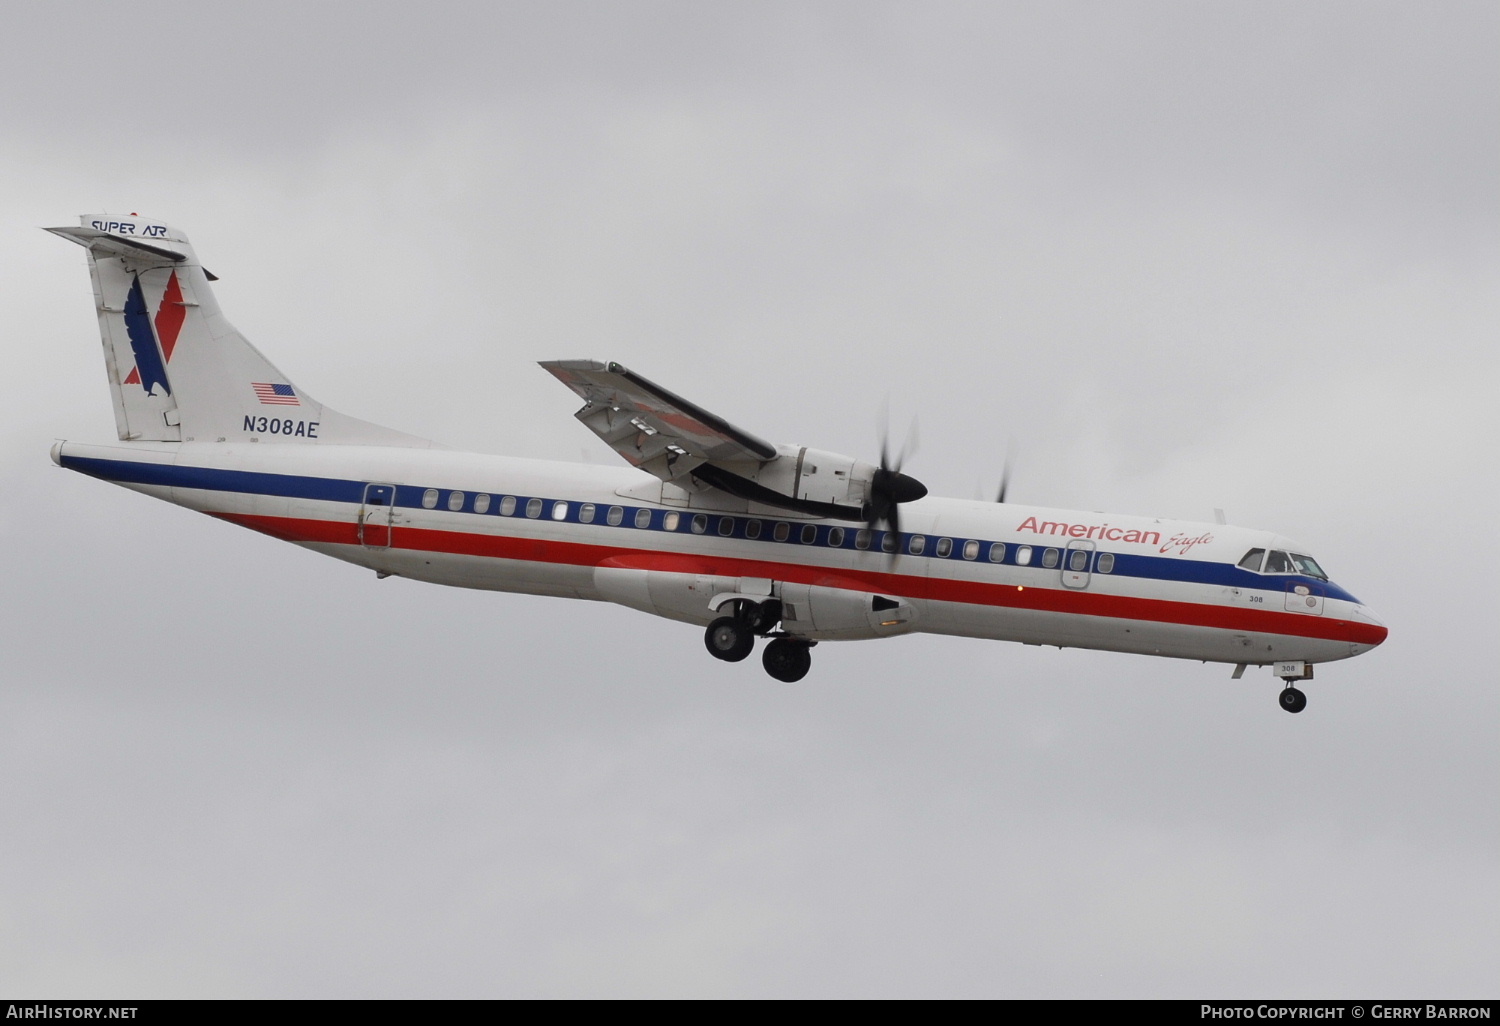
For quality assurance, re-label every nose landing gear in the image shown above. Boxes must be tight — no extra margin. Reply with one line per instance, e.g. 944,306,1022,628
1273,660,1313,713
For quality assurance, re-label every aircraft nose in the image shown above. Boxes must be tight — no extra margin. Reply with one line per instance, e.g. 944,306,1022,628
1351,604,1389,649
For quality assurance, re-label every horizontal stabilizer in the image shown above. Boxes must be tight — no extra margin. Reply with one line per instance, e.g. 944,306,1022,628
46,226,187,265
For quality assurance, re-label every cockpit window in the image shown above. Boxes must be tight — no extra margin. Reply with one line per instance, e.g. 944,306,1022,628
1263,550,1292,574
1289,553,1328,580
1238,548,1265,572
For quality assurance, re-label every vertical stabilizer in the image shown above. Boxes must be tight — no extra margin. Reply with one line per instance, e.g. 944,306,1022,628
48,215,434,447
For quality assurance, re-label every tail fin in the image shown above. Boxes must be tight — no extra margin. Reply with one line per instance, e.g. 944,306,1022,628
48,214,434,447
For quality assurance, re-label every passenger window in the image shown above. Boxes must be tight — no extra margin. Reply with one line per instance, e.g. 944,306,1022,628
828,527,846,547
773,522,790,542
963,539,980,560
525,498,543,519
909,535,926,555
988,543,1006,563
1238,548,1265,572
422,488,439,509
634,508,653,529
579,503,596,524
800,524,817,544
473,493,491,514
448,491,464,511
1042,547,1060,569
745,520,762,540
606,505,624,526
500,495,517,516
1097,552,1115,573
1264,550,1292,574
856,529,872,550
881,533,897,554
935,537,952,558
1069,549,1088,571
692,514,708,534
718,518,734,537
1016,545,1033,566
552,501,568,521
663,512,680,531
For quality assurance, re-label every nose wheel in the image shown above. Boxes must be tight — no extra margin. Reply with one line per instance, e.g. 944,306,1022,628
1279,685,1307,714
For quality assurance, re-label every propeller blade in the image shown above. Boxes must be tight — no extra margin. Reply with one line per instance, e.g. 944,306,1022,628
897,418,919,474
868,405,924,563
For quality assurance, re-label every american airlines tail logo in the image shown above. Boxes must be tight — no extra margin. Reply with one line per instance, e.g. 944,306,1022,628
120,270,185,396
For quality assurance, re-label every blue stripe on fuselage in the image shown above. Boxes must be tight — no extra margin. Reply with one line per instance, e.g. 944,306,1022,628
60,452,1361,603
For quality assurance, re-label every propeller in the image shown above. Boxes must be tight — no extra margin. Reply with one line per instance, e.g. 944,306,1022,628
996,459,1011,504
866,413,927,555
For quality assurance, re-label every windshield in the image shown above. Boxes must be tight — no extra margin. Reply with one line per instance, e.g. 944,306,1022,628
1289,553,1328,580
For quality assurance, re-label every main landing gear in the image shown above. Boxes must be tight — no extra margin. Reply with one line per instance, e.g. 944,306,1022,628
703,616,755,662
761,637,813,683
703,599,814,681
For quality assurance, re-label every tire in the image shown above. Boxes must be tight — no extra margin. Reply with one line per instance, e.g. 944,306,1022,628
762,637,812,682
1279,687,1307,714
704,616,754,662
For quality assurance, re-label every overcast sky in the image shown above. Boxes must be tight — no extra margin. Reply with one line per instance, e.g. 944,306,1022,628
1,1,1495,998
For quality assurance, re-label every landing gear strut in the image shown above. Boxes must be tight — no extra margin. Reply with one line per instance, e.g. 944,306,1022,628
762,637,813,682
1279,685,1307,714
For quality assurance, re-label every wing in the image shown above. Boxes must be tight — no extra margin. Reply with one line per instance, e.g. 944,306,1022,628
540,360,777,482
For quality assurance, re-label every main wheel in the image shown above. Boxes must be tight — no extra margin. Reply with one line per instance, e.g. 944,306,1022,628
762,637,812,682
1279,686,1307,714
704,616,754,662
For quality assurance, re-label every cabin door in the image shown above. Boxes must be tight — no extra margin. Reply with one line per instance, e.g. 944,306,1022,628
1061,540,1095,589
359,483,396,548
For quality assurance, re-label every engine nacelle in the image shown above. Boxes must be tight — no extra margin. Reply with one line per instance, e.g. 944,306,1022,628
751,445,875,510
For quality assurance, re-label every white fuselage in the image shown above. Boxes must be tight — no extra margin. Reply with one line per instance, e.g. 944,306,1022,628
55,439,1389,668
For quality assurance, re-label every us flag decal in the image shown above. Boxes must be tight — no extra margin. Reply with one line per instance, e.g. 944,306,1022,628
252,382,300,405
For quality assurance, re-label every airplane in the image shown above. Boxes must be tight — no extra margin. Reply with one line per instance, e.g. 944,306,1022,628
45,214,1387,713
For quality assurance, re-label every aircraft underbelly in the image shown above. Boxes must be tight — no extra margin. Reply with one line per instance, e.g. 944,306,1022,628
917,598,1354,663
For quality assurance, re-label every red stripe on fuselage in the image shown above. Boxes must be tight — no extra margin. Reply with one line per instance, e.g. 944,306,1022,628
210,511,1388,647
